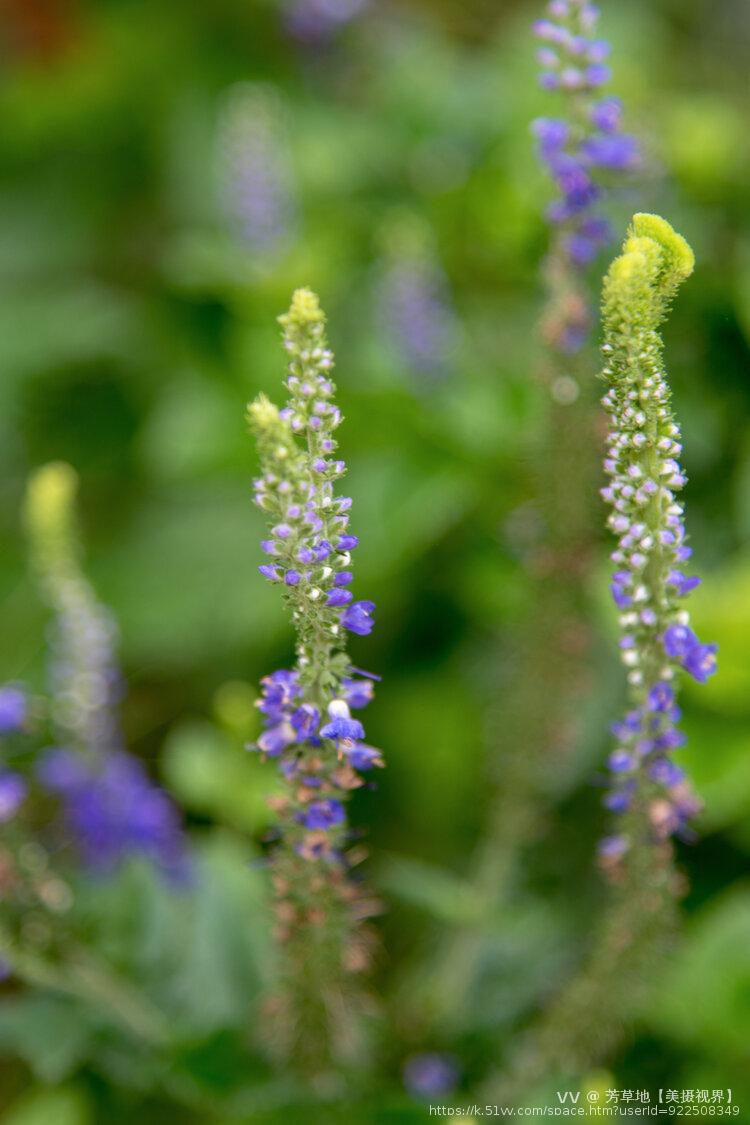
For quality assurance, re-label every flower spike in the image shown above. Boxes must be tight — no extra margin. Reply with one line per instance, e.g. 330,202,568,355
247,288,382,1073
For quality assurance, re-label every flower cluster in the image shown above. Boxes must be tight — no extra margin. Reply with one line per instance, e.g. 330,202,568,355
247,289,382,1065
403,1053,460,1100
282,0,367,44
532,0,640,350
377,255,458,381
249,289,383,859
24,463,188,881
0,686,28,824
597,215,716,864
217,82,297,260
38,749,188,881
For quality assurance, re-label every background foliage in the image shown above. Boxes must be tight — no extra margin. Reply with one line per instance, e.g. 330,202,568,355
0,0,748,1119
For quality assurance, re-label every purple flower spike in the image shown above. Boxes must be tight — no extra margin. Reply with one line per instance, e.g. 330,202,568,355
599,215,716,855
533,0,640,359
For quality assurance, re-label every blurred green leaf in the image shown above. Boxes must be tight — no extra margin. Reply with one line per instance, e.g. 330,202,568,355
0,997,92,1083
162,720,278,833
645,886,750,1056
0,1086,92,1125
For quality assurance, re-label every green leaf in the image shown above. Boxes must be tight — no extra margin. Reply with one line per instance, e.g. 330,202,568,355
645,886,750,1055
167,834,275,1033
162,720,279,832
0,997,93,1083
0,1086,92,1125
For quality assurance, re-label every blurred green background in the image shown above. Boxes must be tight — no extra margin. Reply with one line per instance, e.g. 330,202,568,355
0,0,749,1120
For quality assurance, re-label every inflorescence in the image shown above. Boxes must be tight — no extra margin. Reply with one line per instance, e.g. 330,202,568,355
248,289,382,1036
217,82,297,261
597,214,716,866
532,0,640,351
24,463,188,882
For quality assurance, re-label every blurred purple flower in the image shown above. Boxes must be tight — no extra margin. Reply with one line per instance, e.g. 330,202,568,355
404,1053,460,1099
0,687,26,735
38,748,189,883
217,83,297,259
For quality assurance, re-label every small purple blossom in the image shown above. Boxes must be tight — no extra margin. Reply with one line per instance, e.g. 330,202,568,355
668,571,701,596
341,600,376,636
580,133,640,171
326,588,353,607
301,798,346,830
345,743,383,770
291,704,320,740
591,96,622,133
0,772,27,822
320,714,365,742
342,676,375,709
403,1053,459,1100
0,687,26,735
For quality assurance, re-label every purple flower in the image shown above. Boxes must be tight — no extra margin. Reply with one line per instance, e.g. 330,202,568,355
603,785,633,813
608,749,635,773
218,83,297,258
404,1053,459,1100
344,743,383,770
581,134,640,170
342,676,374,709
291,704,320,740
668,571,701,596
284,570,301,586
320,715,365,742
337,534,359,551
38,749,188,881
682,642,718,684
531,117,569,154
598,834,629,861
301,798,345,830
257,720,296,757
591,96,622,133
257,670,301,721
585,63,611,86
649,759,685,787
533,0,640,356
377,256,458,380
0,772,26,821
326,588,353,607
283,0,368,44
0,687,26,735
341,600,375,636
647,681,675,713
663,624,699,660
